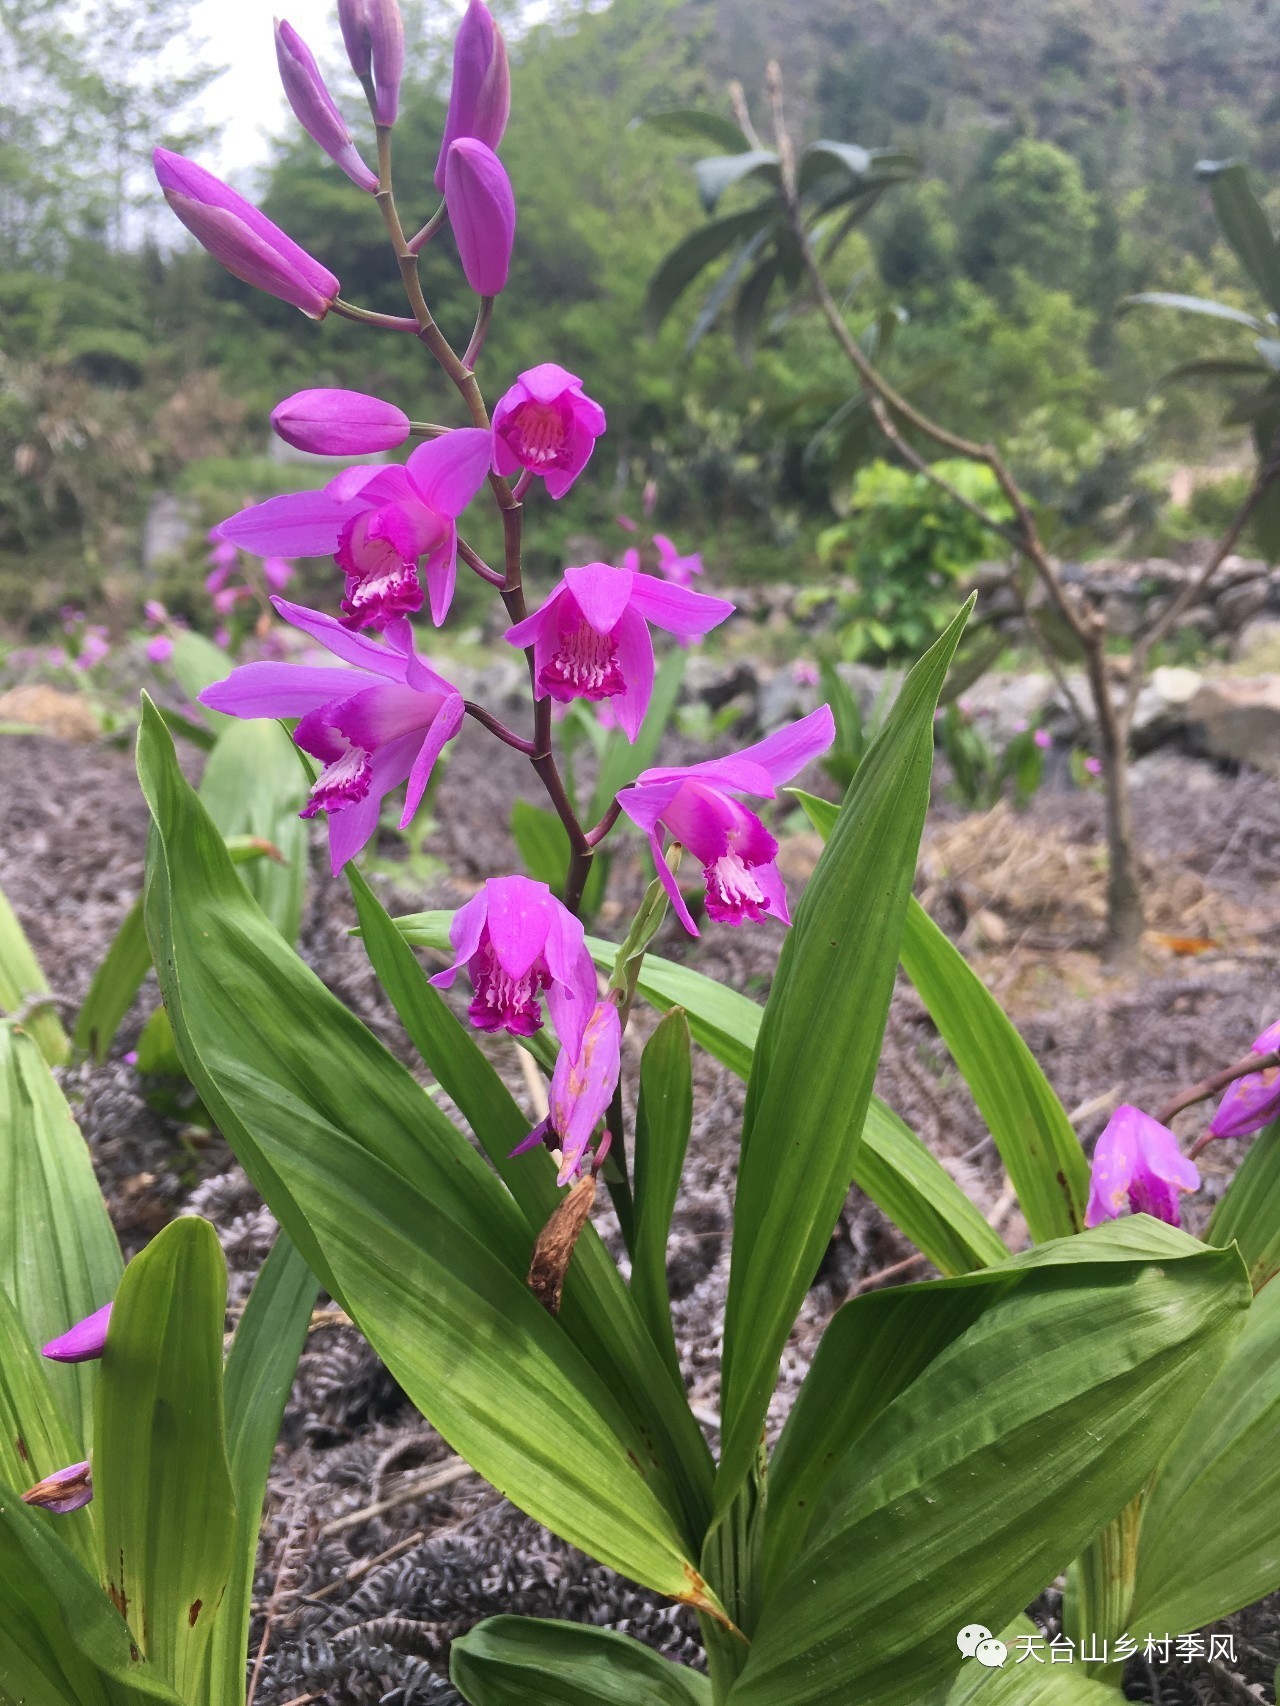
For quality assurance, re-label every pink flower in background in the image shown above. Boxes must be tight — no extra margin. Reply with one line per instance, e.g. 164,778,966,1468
434,0,510,192
511,998,622,1185
262,557,295,592
431,875,596,1055
43,1302,112,1364
146,635,174,663
212,584,252,616
22,1461,92,1515
653,534,702,587
505,563,733,739
445,139,516,296
1206,1019,1280,1139
492,364,605,498
271,389,410,457
200,598,464,875
1034,729,1052,750
1084,755,1103,776
153,148,340,319
337,0,404,124
1085,1105,1199,1228
214,428,492,629
214,626,231,650
75,627,110,670
617,706,836,934
206,536,239,594
791,659,819,687
275,19,378,191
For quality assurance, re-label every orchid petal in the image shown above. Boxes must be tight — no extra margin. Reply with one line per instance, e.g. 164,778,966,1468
432,890,490,988
216,490,362,558
626,574,734,638
199,662,368,719
649,830,698,936
483,874,552,981
611,605,654,742
271,597,409,676
732,704,838,784
401,692,465,823
562,563,634,634
423,532,459,626
406,428,494,517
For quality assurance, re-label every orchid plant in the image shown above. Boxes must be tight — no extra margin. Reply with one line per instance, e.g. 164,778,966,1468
3,6,1280,1706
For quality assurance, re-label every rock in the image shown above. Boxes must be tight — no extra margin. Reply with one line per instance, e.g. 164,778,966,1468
682,656,759,713
141,492,193,571
1130,666,1203,753
1214,577,1270,631
1234,616,1280,670
957,672,1055,742
756,668,815,731
1185,676,1280,777
0,684,100,741
835,662,904,719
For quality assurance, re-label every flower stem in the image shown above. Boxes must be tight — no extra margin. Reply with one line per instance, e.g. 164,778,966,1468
463,296,495,371
331,299,420,332
457,538,505,586
463,701,536,755
407,199,448,255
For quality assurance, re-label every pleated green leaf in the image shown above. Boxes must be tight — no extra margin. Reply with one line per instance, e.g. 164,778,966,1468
0,1491,181,1706
718,600,973,1506
0,1283,95,1571
202,1233,317,1706
73,897,151,1064
794,789,1088,1242
1127,1270,1280,1637
198,719,310,943
1205,1117,1280,1290
94,1217,236,1700
347,868,714,1545
0,1022,122,1455
919,1618,1120,1704
392,914,1006,1276
729,1227,1248,1706
451,1616,713,1705
136,702,720,1616
632,1011,694,1385
0,883,70,1066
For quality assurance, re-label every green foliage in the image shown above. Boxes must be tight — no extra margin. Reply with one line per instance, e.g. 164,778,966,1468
816,460,1009,659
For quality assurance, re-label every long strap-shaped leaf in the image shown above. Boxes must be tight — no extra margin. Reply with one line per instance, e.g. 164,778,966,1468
391,913,1007,1277
94,1217,236,1701
0,883,70,1065
717,600,973,1508
348,869,714,1547
729,1228,1248,1706
136,701,721,1617
0,1491,181,1706
451,1615,712,1704
793,790,1089,1241
631,1011,694,1387
0,1022,122,1455
202,1232,318,1706
1206,1116,1280,1290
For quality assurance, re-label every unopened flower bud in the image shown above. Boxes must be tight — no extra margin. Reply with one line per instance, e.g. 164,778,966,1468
271,387,411,456
22,1461,93,1514
42,1301,112,1363
445,138,515,296
338,0,404,126
434,0,511,193
153,149,339,319
275,19,378,192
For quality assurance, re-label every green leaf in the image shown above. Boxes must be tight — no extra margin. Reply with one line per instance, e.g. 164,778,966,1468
1197,159,1280,319
1127,1269,1280,1636
451,1615,713,1704
1125,290,1267,332
94,1217,236,1699
0,1492,182,1706
391,915,1005,1277
717,599,973,1507
1205,1117,1280,1290
631,1011,694,1385
346,867,715,1546
684,226,772,353
137,704,720,1614
0,883,70,1066
645,207,780,334
0,1023,122,1455
919,1617,1120,1704
638,107,750,154
511,799,573,890
1157,355,1270,386
168,630,237,728
198,719,310,943
74,898,150,1064
793,785,1089,1239
0,1283,96,1570
202,1233,317,1706
729,1227,1249,1706
694,151,780,213
732,254,779,365
797,142,919,198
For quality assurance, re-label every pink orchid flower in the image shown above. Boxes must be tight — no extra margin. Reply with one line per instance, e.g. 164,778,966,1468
1085,1104,1200,1228
435,0,510,192
43,1302,112,1363
511,998,622,1185
147,635,175,664
653,534,703,587
1207,1019,1280,1139
200,598,464,875
431,874,597,1056
504,563,733,740
213,427,492,630
492,364,606,498
617,706,836,934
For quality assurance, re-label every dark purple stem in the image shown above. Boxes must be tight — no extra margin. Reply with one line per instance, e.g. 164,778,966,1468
457,538,505,587
463,701,536,755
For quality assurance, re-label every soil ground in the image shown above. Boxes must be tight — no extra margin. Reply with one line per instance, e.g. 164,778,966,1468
2,722,1278,1705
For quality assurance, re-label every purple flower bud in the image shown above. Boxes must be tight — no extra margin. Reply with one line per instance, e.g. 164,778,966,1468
262,556,295,592
1084,755,1102,776
275,20,378,192
22,1461,93,1514
337,0,404,125
1207,1020,1280,1139
42,1301,112,1363
153,149,340,319
1085,1105,1199,1229
434,0,511,193
146,635,174,664
270,388,411,456
1033,728,1051,750
445,139,515,296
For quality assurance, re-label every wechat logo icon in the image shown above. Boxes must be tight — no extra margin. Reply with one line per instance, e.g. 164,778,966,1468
957,1624,1008,1668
